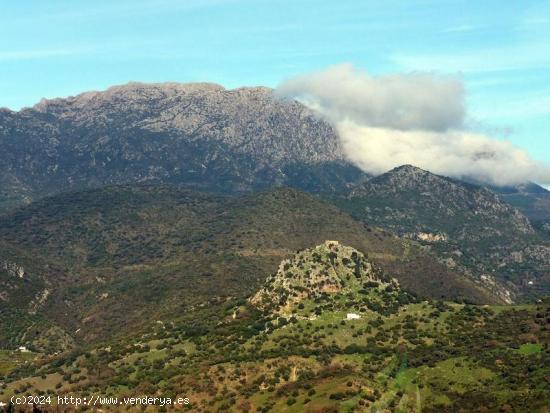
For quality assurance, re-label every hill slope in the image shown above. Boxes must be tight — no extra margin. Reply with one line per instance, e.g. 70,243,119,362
1,243,548,412
490,182,550,228
0,186,499,351
327,165,550,300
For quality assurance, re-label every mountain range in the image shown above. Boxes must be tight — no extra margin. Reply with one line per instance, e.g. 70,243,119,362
0,82,549,412
0,82,365,213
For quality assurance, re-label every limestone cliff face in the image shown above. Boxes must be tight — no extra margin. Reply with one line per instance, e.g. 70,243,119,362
0,82,363,212
30,83,344,164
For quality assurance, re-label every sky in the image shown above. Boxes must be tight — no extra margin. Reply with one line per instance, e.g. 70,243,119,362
0,0,549,176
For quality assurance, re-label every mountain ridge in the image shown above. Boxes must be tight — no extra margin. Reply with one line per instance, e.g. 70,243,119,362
0,82,363,213
0,82,547,303
1,82,548,223
326,164,549,300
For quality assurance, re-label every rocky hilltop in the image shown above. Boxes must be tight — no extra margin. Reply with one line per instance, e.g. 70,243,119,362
251,241,391,308
249,241,421,327
0,82,364,212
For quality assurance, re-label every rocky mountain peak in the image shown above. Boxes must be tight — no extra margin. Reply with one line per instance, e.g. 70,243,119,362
371,164,452,189
30,82,282,117
389,164,428,175
335,164,543,299
354,164,534,235
21,82,341,158
0,81,356,211
32,82,228,112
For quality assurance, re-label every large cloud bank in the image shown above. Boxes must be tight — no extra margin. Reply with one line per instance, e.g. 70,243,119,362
276,63,549,186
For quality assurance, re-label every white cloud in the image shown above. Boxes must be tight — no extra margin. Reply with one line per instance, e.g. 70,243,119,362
276,63,464,132
276,63,550,186
338,122,549,186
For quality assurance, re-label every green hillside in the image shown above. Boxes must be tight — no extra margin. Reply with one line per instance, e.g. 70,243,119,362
1,242,548,412
0,186,499,352
326,165,550,301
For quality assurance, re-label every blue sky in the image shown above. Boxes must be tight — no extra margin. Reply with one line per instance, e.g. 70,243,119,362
0,0,549,167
